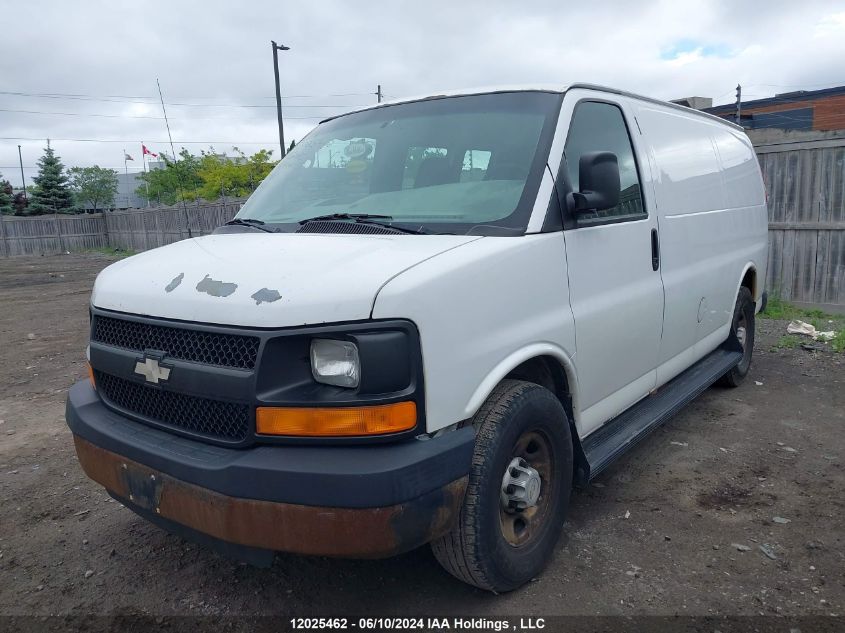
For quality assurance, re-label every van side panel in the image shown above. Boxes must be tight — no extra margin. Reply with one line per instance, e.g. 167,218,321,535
703,126,768,342
635,105,767,386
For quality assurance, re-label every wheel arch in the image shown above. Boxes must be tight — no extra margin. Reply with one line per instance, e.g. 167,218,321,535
737,262,758,302
464,345,590,486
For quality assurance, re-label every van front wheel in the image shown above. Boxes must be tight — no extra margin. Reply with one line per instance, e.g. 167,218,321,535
431,380,573,592
718,286,755,387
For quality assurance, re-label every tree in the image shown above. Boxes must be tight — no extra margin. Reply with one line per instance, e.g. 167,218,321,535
0,173,12,215
69,166,118,212
29,146,76,214
137,147,277,204
195,148,277,200
243,148,277,191
135,148,202,205
12,192,28,215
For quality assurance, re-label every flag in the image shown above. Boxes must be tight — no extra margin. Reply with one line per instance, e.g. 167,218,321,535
124,153,134,161
142,144,158,158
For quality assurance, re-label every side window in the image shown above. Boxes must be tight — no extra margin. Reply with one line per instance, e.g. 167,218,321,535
460,149,492,182
564,101,646,222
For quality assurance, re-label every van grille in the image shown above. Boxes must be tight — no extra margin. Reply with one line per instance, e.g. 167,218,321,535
95,371,250,442
92,315,259,370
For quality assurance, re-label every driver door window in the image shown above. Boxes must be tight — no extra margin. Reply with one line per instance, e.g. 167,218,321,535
564,101,646,223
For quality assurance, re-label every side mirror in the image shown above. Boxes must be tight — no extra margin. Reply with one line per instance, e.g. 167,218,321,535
567,151,620,214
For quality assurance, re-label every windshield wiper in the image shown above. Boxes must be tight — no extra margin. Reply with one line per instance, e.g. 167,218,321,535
298,213,393,224
355,219,430,235
298,213,430,235
224,217,277,233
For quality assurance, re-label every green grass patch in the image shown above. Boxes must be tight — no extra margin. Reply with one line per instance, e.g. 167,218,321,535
760,295,827,321
832,330,845,353
762,296,845,353
772,335,802,350
85,246,136,258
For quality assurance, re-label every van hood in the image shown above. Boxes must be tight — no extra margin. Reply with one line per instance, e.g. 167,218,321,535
92,232,482,327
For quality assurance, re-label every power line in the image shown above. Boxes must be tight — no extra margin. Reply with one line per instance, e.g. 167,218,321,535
148,101,368,109
0,90,374,108
1,136,278,144
0,107,335,120
0,89,373,98
0,165,150,169
745,81,845,90
0,108,165,119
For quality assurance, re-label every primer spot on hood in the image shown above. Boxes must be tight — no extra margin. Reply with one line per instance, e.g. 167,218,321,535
251,288,282,305
196,274,237,298
165,272,184,293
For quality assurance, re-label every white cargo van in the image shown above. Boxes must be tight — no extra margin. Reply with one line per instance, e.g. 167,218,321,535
67,84,768,592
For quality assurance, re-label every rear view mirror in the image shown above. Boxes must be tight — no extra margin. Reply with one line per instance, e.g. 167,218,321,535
567,151,620,214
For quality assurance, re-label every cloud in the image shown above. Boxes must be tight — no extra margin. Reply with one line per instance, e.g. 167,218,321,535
0,0,843,185
815,11,845,37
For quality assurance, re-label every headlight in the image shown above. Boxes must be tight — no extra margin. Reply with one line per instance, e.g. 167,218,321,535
310,339,360,388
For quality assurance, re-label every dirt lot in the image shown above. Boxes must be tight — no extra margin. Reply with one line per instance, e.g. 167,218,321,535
1,253,843,621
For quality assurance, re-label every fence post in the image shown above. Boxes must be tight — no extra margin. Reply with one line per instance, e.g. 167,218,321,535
155,206,163,246
101,211,110,249
55,213,66,253
142,209,151,251
0,215,8,257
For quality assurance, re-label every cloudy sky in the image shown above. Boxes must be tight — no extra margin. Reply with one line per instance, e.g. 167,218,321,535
2,0,844,186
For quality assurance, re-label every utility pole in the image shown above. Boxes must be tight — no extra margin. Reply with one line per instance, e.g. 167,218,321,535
375,84,383,103
142,146,150,208
17,145,26,199
735,84,742,126
271,41,290,158
157,78,192,236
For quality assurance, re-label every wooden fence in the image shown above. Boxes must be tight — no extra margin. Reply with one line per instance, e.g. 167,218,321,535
0,200,243,258
757,138,845,307
104,200,243,252
2,158,844,308
0,213,108,257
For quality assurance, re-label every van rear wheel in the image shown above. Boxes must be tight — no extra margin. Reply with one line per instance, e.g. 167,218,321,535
431,380,573,592
718,286,755,387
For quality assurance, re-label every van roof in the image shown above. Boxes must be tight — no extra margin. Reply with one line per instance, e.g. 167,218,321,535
321,83,743,131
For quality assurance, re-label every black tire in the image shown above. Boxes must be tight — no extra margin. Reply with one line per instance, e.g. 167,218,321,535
431,379,573,592
717,286,755,387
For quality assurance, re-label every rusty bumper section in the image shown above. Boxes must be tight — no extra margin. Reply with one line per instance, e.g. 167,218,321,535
73,435,467,559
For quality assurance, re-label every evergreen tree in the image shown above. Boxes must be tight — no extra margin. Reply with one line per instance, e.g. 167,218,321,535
0,173,13,215
29,146,76,214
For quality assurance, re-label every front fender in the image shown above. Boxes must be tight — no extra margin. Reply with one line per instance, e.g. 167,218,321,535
372,233,578,435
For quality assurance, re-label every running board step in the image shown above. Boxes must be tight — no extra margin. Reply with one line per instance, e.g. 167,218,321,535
582,341,743,480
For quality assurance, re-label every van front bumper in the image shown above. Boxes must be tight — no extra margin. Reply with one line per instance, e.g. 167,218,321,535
65,381,473,559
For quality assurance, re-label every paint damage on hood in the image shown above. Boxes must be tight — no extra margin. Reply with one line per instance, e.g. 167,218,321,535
91,233,482,327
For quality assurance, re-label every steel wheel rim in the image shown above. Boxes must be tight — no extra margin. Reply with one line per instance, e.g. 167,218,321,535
737,316,748,350
499,429,555,548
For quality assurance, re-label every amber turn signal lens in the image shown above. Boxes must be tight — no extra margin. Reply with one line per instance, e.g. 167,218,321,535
256,401,416,437
87,362,96,389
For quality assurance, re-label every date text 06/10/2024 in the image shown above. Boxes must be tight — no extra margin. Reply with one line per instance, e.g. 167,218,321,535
289,617,547,630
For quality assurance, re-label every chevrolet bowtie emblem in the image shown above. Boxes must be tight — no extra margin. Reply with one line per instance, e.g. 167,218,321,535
134,357,171,384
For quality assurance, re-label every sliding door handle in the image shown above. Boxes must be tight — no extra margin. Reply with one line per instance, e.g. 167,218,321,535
651,228,660,271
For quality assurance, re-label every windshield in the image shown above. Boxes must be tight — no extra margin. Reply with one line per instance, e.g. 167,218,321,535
236,91,562,235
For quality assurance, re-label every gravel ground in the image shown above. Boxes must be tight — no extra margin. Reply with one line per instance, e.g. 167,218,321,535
1,253,843,622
